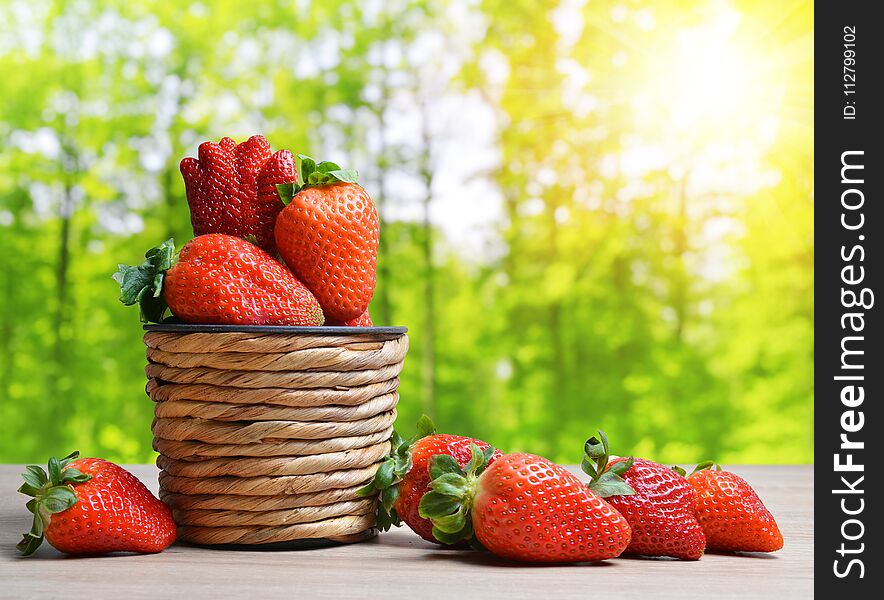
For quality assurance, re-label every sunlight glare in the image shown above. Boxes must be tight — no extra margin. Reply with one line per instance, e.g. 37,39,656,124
649,7,776,143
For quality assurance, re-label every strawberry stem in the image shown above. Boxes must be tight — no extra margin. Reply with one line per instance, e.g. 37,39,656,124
275,154,359,205
17,451,93,556
113,239,176,323
417,443,496,545
357,415,438,531
672,461,721,477
581,431,636,498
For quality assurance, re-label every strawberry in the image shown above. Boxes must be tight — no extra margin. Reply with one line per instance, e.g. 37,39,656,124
679,463,784,553
582,433,706,560
114,234,324,325
274,155,379,322
359,416,500,544
327,309,373,327
17,451,176,555
419,446,632,562
180,135,298,255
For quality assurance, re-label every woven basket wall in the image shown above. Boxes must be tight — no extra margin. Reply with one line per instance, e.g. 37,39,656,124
143,324,408,546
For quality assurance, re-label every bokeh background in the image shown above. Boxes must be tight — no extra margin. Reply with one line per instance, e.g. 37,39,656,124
0,0,813,464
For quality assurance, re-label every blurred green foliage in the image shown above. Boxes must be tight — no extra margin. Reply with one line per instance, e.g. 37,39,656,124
0,0,812,464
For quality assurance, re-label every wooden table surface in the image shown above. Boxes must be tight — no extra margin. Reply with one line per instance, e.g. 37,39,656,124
0,464,812,599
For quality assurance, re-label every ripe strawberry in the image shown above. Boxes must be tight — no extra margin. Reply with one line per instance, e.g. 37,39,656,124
420,448,632,562
680,463,784,553
582,433,705,560
114,234,324,325
180,135,298,255
327,310,373,327
275,155,379,322
17,451,176,555
359,416,500,544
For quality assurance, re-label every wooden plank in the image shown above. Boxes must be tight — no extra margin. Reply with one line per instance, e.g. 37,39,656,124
0,464,812,599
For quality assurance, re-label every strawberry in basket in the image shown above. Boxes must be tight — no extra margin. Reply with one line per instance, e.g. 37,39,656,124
326,310,373,327
180,135,298,255
275,155,379,323
114,234,323,325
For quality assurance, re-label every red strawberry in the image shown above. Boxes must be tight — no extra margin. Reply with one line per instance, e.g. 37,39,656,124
17,451,176,555
274,156,378,322
114,235,324,325
419,448,632,562
682,463,784,553
180,135,297,255
327,310,373,327
582,433,705,560
359,416,500,544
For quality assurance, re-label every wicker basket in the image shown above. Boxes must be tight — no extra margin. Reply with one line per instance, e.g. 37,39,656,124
143,323,408,547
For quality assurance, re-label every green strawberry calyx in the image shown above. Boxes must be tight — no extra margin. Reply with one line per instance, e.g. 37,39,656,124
276,154,359,205
113,238,176,323
671,461,722,477
417,443,496,545
356,415,437,531
580,431,636,497
17,451,93,556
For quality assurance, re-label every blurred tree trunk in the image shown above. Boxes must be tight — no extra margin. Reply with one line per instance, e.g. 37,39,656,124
47,143,78,442
501,183,523,422
546,191,566,440
373,74,393,326
0,258,14,400
54,150,77,366
54,209,71,351
418,99,436,418
162,69,189,245
672,174,690,343
163,166,181,242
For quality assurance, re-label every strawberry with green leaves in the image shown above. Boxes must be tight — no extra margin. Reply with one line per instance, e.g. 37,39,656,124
359,416,500,544
18,451,176,555
418,446,632,562
676,462,784,553
180,135,298,255
275,156,379,322
114,234,323,325
582,432,706,560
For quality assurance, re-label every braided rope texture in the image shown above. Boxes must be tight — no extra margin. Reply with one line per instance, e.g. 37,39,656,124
145,330,407,546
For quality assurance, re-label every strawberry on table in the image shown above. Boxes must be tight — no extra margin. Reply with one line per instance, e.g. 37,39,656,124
180,135,298,255
275,155,379,322
114,234,324,326
17,451,176,555
582,432,706,560
359,416,500,544
419,446,632,562
679,463,784,553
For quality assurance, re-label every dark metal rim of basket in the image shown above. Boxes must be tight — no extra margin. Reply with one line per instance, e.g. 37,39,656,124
144,324,408,336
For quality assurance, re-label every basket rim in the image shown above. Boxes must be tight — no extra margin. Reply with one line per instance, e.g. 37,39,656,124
143,323,407,335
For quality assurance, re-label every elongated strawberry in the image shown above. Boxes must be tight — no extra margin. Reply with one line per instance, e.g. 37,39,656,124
275,156,379,322
359,416,500,544
180,135,297,254
114,235,324,325
17,451,175,555
327,310,373,327
419,446,632,562
582,432,705,560
678,463,784,553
